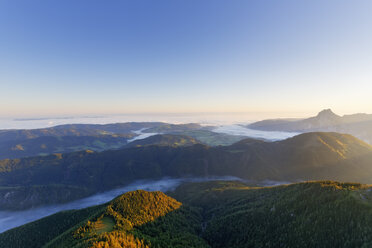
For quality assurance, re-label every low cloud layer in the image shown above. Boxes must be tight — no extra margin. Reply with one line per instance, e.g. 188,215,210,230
213,125,300,141
0,176,243,233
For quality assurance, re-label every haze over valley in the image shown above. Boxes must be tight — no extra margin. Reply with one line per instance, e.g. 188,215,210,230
2,0,372,247
1,109,372,233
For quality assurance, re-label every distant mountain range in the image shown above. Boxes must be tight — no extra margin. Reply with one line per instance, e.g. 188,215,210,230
2,116,372,246
1,132,372,210
0,122,165,142
249,109,372,144
0,122,248,159
2,180,372,248
0,122,164,159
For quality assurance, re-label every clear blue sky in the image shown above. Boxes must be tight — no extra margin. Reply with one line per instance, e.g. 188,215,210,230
1,0,372,117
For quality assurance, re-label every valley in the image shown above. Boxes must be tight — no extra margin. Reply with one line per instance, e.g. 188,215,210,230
0,177,241,233
1,131,372,211
3,0,372,246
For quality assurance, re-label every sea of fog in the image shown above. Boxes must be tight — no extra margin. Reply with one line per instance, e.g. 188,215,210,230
0,112,306,130
0,114,252,130
128,125,300,142
128,129,159,142
213,125,300,141
0,177,241,233
0,115,300,143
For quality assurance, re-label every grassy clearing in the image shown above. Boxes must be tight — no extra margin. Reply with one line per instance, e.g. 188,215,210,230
94,216,115,234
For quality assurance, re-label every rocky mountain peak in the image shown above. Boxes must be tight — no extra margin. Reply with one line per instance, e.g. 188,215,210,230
316,109,339,118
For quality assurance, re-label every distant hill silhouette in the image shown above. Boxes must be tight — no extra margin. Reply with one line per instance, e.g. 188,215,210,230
249,109,372,144
0,122,247,159
0,122,165,159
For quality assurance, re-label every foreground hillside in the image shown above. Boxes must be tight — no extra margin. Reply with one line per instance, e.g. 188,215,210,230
2,181,372,248
172,180,372,248
1,132,372,209
0,190,207,248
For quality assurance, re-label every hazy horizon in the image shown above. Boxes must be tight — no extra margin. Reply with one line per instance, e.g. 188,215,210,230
1,107,371,130
1,1,372,116
2,1,372,245
0,111,302,129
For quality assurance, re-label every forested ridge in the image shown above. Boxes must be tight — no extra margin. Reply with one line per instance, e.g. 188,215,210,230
173,180,372,247
2,181,372,247
0,122,243,159
1,132,372,210
0,122,165,159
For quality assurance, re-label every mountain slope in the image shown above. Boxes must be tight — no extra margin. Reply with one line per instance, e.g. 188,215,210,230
0,122,165,142
167,130,249,146
0,122,248,159
0,122,166,159
142,123,206,133
141,124,248,146
3,181,372,247
172,180,372,248
249,109,372,131
0,190,207,248
1,132,372,209
127,134,200,148
263,132,372,182
0,135,132,160
249,109,372,144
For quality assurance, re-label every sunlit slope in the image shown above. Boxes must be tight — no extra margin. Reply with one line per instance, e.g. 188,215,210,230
203,132,372,182
0,190,207,248
260,132,372,182
1,132,372,209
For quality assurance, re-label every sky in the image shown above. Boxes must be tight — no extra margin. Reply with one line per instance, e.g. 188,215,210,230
0,0,372,118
